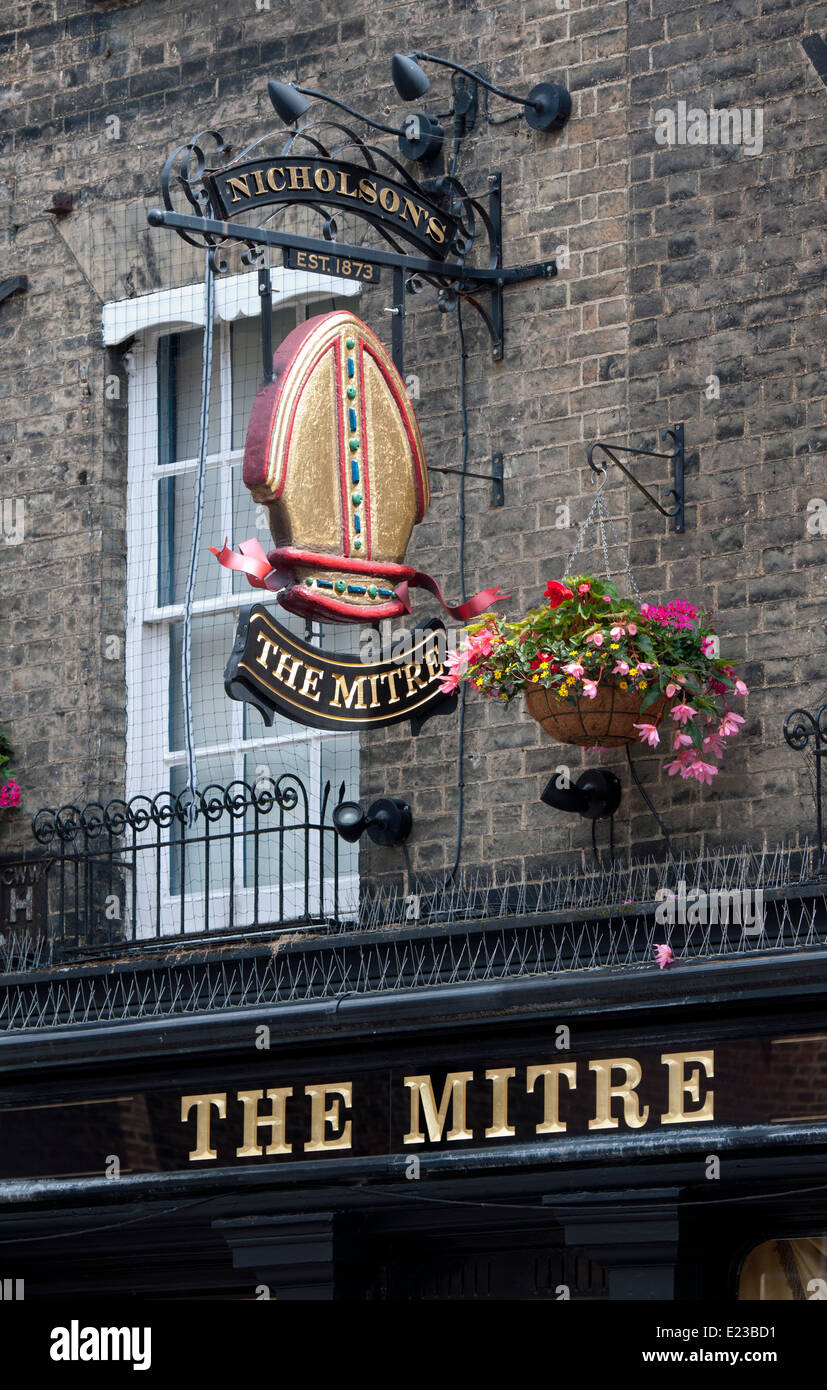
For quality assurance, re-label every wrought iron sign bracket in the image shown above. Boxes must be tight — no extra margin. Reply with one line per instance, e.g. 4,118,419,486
429,451,504,507
151,126,558,372
587,424,686,533
783,702,827,877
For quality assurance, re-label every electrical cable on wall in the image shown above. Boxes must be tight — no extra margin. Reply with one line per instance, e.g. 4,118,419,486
443,295,469,886
181,251,215,822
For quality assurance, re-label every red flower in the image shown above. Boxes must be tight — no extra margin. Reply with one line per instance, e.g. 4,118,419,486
530,652,559,671
544,581,573,608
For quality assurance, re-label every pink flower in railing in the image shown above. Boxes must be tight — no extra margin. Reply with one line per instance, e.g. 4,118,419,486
577,582,591,595
720,711,745,737
0,779,21,810
654,944,675,969
673,730,694,750
671,701,698,725
612,660,630,675
627,623,638,635
637,661,655,671
587,632,604,647
634,722,661,748
610,624,625,639
665,681,681,698
563,661,585,678
734,679,749,696
582,679,599,699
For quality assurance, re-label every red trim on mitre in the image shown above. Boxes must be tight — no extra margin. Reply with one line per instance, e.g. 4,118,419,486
278,587,407,624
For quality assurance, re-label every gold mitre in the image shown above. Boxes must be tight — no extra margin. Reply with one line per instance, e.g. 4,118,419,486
243,310,430,623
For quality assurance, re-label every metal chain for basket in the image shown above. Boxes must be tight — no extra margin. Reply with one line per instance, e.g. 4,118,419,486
564,468,643,607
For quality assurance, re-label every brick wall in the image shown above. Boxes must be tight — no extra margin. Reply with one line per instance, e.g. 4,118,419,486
0,0,825,886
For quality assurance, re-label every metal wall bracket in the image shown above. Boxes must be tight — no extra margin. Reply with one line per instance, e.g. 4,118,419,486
587,424,685,533
429,451,504,507
783,702,827,877
0,276,27,310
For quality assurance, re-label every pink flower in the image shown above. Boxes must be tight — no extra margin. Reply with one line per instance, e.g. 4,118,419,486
671,701,698,725
627,623,637,636
701,635,717,656
665,682,681,698
603,595,612,603
438,646,468,692
466,630,497,661
587,632,604,647
582,679,598,699
654,944,674,970
673,731,694,749
720,711,745,737
686,759,718,786
634,722,661,748
734,679,749,696
637,661,655,671
563,661,585,678
612,660,629,675
577,582,591,595
703,731,726,758
610,625,625,639
644,600,698,630
665,749,695,777
0,778,21,809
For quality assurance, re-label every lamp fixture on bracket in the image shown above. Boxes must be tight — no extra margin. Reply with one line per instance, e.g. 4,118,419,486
268,78,443,164
392,51,572,131
540,769,622,820
332,797,413,848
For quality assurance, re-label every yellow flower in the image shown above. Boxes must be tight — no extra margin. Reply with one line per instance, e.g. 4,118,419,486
610,643,619,650
629,668,638,676
619,680,628,690
639,680,648,690
494,670,502,678
532,674,540,682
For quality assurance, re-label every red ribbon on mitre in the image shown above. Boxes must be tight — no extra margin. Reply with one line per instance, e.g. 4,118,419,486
394,573,510,620
210,538,509,619
208,538,292,592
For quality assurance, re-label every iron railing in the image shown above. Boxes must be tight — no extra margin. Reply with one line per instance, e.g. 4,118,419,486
29,777,357,954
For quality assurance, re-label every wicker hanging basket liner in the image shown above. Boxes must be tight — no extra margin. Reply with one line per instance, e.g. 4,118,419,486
525,679,667,748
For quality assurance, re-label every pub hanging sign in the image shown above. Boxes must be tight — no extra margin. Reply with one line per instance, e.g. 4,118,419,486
204,156,464,259
212,308,506,731
225,605,457,733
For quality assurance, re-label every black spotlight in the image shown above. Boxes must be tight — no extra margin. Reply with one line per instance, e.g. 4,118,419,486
333,797,413,847
392,52,431,101
540,769,622,820
267,79,312,125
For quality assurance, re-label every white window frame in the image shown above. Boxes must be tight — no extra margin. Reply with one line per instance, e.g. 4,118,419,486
111,268,361,937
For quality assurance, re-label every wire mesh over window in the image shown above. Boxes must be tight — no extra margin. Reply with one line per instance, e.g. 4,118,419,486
118,267,363,939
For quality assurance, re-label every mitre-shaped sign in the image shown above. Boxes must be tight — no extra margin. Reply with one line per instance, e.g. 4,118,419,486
213,310,506,625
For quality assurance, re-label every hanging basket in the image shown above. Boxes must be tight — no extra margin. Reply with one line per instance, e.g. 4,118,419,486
525,679,667,748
